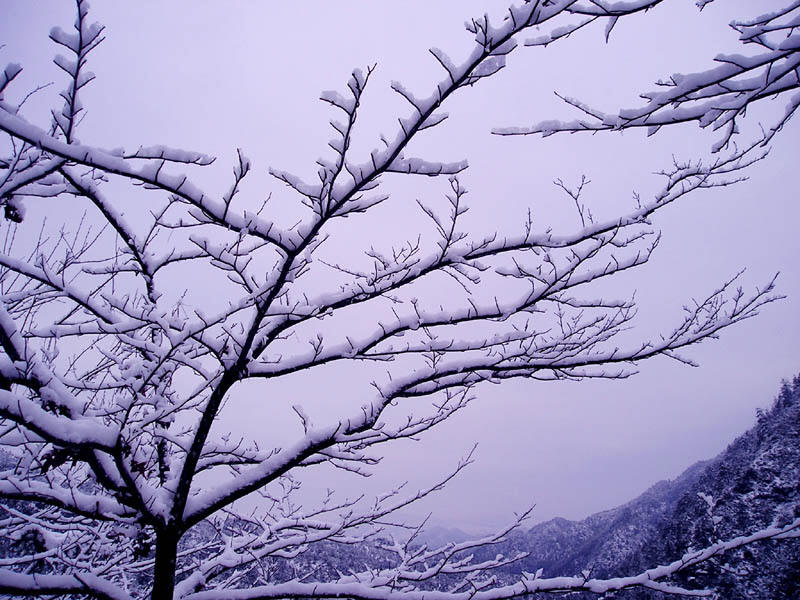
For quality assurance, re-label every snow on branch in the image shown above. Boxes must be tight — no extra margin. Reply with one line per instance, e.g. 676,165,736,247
386,154,468,177
0,109,293,252
496,3,800,152
0,569,130,600
116,145,216,166
0,64,23,100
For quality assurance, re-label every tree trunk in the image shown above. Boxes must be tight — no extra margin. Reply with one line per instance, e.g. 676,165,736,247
152,529,179,600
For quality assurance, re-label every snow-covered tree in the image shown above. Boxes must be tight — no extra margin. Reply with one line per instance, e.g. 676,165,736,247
0,1,797,599
497,1,800,151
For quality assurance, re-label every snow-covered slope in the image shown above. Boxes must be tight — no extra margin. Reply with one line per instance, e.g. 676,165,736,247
484,375,800,598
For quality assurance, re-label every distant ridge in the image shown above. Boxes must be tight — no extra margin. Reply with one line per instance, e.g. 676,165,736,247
478,374,800,598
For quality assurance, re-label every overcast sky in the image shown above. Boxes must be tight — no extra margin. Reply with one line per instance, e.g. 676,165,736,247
2,1,798,531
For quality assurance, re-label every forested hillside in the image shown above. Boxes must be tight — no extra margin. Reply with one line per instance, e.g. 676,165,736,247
482,375,800,598
192,374,800,596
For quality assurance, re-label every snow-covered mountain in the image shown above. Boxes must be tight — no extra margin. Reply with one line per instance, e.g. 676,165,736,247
478,374,800,597
252,374,800,597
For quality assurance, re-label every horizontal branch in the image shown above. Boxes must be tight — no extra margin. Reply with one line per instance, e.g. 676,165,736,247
0,570,130,600
0,107,293,253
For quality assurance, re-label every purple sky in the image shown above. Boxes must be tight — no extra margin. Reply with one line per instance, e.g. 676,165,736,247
2,0,798,530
